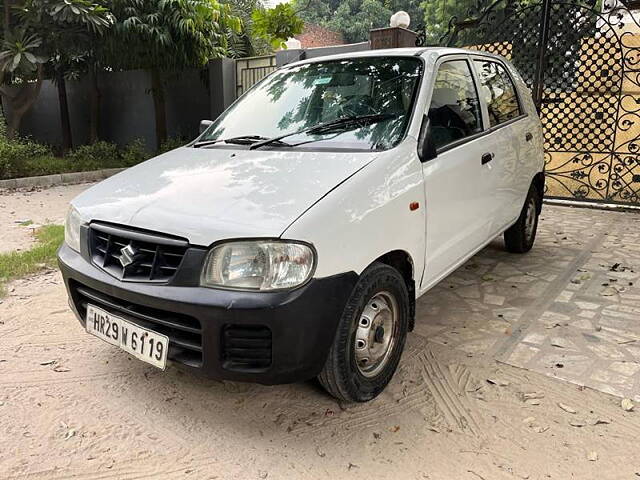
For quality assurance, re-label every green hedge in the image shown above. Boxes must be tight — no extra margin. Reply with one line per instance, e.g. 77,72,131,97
0,136,188,181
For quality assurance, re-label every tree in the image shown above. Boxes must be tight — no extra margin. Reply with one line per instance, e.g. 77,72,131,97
328,0,391,43
21,0,112,151
293,0,424,43
223,0,272,58
106,0,241,148
252,2,304,49
419,0,477,45
0,25,45,139
0,0,112,145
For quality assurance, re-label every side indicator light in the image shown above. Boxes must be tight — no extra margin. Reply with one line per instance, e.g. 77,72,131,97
409,202,419,211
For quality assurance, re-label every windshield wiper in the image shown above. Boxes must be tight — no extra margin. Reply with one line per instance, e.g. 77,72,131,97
193,135,292,148
249,113,397,150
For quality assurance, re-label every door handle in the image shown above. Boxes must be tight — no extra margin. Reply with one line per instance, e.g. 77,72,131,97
481,152,494,165
525,132,533,142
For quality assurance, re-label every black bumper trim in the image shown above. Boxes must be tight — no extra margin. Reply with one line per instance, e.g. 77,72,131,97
58,243,358,384
76,285,202,335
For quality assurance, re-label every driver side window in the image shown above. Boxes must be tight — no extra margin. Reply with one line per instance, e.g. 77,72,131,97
428,60,483,151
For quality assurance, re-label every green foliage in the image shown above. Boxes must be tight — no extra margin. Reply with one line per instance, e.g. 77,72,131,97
65,140,120,170
0,137,152,180
18,0,113,34
104,0,242,147
0,224,64,297
121,138,150,166
252,3,304,49
6,0,114,79
0,0,114,142
45,0,113,31
224,29,251,58
106,0,242,71
0,136,53,179
293,0,423,43
19,155,70,177
420,0,476,45
223,0,272,57
0,29,46,75
0,113,8,139
329,0,390,43
159,136,188,154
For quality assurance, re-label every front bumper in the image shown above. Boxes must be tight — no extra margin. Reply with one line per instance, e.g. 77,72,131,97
58,243,357,384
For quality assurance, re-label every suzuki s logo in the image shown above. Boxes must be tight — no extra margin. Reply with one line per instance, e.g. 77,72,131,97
118,244,137,268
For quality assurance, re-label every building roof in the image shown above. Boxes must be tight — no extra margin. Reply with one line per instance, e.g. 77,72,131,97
294,24,345,49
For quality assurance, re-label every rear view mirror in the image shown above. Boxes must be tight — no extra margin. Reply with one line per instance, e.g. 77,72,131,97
417,115,437,162
199,119,213,134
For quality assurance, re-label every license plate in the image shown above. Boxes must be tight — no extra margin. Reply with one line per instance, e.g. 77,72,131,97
86,304,169,370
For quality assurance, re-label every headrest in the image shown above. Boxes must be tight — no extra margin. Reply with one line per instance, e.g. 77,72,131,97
431,88,459,108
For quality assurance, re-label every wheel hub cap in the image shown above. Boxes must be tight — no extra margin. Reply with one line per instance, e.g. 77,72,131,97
374,326,385,343
525,197,536,241
354,291,398,378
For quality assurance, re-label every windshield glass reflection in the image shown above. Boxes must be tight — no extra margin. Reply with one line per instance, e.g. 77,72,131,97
200,57,423,151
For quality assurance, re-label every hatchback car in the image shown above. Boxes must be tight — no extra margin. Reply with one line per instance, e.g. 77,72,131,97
58,47,544,402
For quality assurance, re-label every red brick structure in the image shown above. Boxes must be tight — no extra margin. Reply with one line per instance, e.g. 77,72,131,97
295,24,345,48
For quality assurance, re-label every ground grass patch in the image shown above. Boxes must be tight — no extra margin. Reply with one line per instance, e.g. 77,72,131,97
0,225,64,296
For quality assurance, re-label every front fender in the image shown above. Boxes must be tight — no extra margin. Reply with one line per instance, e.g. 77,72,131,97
282,140,426,282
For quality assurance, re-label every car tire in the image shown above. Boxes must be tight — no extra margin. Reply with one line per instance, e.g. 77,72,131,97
504,184,540,254
318,262,409,402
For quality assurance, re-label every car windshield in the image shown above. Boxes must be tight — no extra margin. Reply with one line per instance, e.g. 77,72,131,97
199,56,423,151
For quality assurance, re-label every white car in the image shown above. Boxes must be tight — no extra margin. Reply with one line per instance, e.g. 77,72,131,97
59,48,544,402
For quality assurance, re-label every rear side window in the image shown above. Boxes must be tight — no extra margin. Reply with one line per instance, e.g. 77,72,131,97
428,60,483,151
474,60,522,127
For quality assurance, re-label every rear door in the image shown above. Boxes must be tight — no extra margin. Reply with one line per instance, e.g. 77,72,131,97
420,56,497,289
472,57,529,232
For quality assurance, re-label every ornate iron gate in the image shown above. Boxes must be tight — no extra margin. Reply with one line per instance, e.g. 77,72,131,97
423,0,640,205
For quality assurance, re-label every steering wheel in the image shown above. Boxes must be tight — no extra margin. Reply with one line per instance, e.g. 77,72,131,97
337,95,377,118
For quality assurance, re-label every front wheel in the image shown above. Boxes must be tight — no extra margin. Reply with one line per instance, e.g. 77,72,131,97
318,262,409,402
504,184,540,253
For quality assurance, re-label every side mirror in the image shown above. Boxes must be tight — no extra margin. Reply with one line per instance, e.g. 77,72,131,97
417,115,437,162
199,119,213,134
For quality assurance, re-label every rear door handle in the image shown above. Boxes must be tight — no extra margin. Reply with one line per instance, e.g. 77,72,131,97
481,152,494,165
525,132,533,142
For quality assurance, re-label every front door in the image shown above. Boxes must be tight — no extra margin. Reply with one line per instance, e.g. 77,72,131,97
421,57,496,289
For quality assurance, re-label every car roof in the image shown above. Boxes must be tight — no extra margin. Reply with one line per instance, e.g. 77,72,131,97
283,47,506,69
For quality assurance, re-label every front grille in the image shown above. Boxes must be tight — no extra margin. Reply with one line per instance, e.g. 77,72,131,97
222,325,272,372
72,281,202,367
89,223,188,283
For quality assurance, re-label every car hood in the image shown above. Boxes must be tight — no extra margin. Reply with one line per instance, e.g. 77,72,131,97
72,146,375,246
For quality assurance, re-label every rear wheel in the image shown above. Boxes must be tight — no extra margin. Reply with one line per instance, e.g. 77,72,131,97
318,262,409,402
504,185,540,253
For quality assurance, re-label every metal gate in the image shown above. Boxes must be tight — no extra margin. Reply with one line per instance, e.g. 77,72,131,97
235,55,277,98
422,0,640,206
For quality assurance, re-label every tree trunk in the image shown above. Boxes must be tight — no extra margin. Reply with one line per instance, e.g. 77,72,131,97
3,64,44,139
2,0,11,134
4,0,11,40
150,68,167,150
7,110,20,139
56,70,72,152
88,67,100,144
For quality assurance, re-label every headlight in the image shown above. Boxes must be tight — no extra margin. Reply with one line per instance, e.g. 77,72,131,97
64,206,82,252
201,240,315,291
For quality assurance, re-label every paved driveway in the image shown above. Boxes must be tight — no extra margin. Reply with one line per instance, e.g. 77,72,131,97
415,204,640,401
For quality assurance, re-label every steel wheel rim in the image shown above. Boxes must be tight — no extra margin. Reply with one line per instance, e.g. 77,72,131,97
524,197,536,241
354,291,398,378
